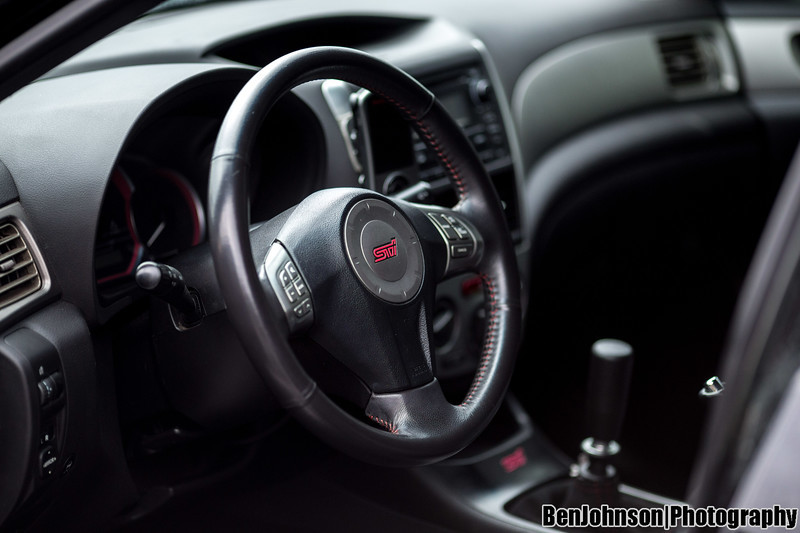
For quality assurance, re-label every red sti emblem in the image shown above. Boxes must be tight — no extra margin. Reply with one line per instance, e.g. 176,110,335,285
373,238,397,263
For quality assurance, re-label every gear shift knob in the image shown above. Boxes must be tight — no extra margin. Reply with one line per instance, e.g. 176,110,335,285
586,339,634,446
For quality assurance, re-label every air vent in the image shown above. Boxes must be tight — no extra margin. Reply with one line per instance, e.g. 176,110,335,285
657,34,708,87
0,223,41,309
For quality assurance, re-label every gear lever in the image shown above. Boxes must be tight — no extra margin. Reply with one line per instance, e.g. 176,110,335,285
564,338,634,506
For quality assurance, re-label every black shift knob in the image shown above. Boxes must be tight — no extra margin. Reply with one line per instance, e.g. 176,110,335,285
586,339,633,444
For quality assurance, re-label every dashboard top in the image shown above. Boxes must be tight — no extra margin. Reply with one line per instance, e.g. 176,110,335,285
0,0,764,327
46,0,719,101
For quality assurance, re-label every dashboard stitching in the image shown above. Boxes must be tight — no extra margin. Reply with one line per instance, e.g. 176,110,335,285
462,274,498,406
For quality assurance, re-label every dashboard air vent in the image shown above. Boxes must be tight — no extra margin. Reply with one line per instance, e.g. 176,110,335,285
657,34,708,87
0,222,41,309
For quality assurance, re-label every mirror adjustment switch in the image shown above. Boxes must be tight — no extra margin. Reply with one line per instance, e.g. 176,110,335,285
39,445,57,479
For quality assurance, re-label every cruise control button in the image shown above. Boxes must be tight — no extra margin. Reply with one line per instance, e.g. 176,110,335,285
427,213,459,240
284,284,299,303
441,225,459,240
453,226,470,240
441,214,471,240
285,261,299,279
451,244,474,258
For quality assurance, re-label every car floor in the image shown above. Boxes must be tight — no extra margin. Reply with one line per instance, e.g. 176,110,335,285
113,422,461,533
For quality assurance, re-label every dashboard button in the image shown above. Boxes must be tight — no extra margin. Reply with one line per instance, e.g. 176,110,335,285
61,454,75,477
40,425,55,447
472,133,488,148
40,446,57,479
37,377,56,406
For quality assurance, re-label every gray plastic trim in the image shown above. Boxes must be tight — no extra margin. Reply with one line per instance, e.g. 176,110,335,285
512,20,739,168
731,367,800,517
471,39,530,266
726,18,800,92
0,63,255,325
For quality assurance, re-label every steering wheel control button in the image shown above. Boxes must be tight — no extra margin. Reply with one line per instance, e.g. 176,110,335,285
284,284,299,303
293,278,308,296
285,261,299,279
424,209,482,275
430,214,459,240
344,198,424,304
451,244,474,258
294,299,312,318
262,243,314,333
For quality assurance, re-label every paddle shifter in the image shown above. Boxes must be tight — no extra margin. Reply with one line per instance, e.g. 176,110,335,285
563,338,634,506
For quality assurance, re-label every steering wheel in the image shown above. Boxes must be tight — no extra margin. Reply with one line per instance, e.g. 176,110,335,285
208,46,521,466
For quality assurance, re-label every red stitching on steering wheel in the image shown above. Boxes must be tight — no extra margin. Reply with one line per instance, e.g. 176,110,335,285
462,274,499,406
353,82,467,202
415,122,466,200
367,413,399,434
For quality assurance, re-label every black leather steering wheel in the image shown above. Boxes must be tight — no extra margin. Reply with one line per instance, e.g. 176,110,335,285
208,46,521,466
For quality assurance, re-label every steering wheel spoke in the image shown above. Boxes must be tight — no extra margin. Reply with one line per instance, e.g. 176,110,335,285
308,278,436,394
365,379,457,437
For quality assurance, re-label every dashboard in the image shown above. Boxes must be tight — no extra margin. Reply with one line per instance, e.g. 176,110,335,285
0,0,799,531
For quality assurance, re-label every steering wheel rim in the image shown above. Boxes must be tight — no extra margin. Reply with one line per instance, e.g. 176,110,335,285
208,46,522,466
